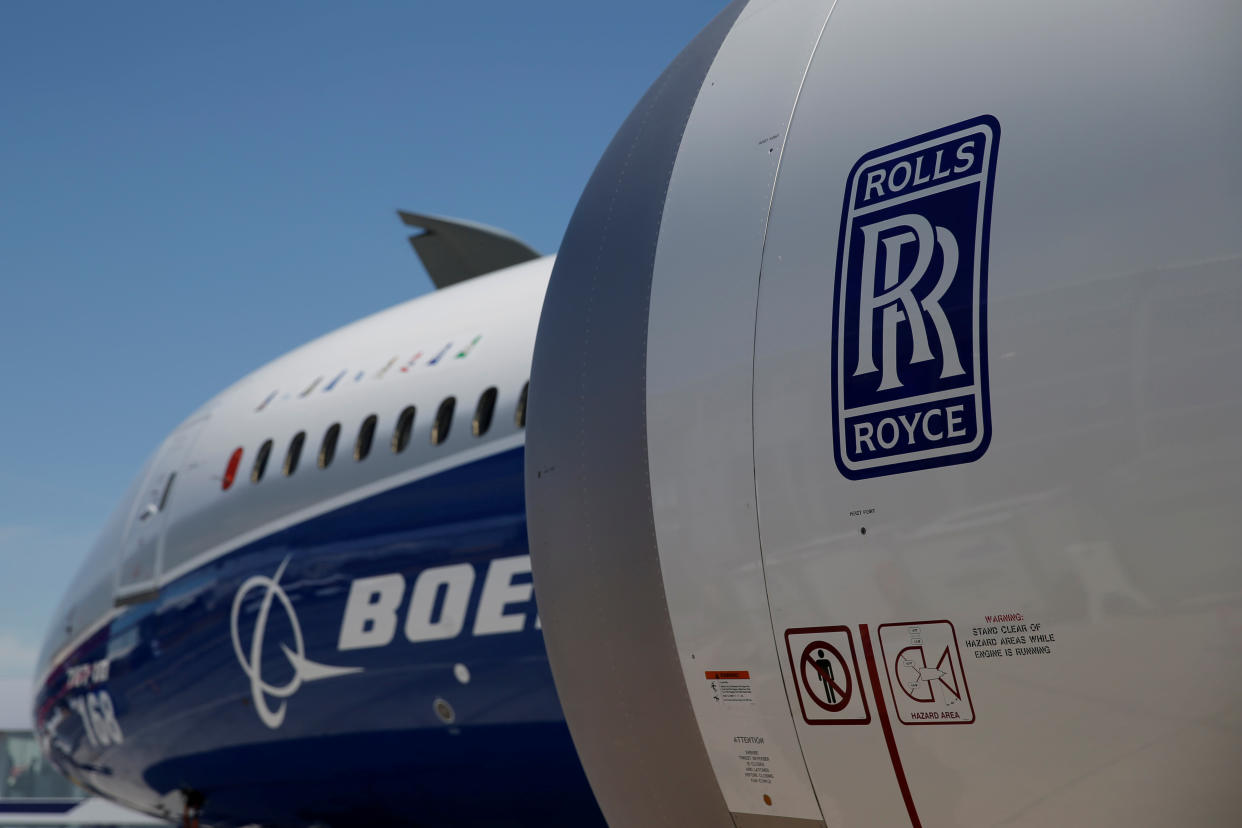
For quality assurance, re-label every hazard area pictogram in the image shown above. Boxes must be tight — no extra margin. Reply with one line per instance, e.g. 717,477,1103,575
878,620,975,725
784,626,870,725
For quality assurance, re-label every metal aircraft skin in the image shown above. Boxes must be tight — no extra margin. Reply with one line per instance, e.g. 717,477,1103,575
34,253,608,826
34,1,1242,826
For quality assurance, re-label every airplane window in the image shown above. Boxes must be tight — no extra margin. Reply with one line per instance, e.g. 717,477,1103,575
515,381,529,428
392,406,416,454
319,423,341,469
473,387,498,437
284,432,306,476
222,448,243,491
355,414,377,461
431,397,455,446
159,472,177,511
251,439,273,483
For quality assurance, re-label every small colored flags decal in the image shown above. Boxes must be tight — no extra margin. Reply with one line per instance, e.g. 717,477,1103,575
323,370,348,392
427,342,452,366
455,335,482,359
255,334,483,413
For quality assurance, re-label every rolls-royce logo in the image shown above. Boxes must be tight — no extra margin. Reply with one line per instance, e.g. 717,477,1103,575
832,115,1000,479
230,557,361,729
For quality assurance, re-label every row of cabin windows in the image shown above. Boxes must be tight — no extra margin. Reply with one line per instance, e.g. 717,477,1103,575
222,382,529,490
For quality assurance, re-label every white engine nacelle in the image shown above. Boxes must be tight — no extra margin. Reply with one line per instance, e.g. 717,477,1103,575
527,1,1242,826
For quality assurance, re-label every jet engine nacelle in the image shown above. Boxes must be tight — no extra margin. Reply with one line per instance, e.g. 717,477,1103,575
527,1,1242,826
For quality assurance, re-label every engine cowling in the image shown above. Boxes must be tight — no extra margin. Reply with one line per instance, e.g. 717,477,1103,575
527,1,1242,826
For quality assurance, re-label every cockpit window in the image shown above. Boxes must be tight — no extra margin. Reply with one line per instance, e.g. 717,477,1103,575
319,423,341,468
251,439,273,483
392,406,416,454
473,387,497,437
284,432,306,476
431,397,455,446
159,472,177,510
355,414,377,461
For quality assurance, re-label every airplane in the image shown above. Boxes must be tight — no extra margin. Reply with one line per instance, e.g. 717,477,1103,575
33,1,1242,826
30,210,604,826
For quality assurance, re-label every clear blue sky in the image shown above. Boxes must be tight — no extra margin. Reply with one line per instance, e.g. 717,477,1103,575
0,0,726,677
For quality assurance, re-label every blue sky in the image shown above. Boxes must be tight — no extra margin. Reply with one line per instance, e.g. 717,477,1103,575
0,1,725,677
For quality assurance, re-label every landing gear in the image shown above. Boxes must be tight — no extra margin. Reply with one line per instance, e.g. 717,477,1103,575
180,789,204,828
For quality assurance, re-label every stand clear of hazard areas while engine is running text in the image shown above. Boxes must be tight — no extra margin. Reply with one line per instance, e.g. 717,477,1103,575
784,626,870,725
878,620,975,725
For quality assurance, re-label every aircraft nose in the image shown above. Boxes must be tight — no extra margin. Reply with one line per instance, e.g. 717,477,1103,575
29,444,161,771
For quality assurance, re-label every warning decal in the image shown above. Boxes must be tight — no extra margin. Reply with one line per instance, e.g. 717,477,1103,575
878,620,975,725
784,626,870,725
705,670,754,704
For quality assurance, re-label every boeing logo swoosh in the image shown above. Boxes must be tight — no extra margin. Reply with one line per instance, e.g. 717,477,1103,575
230,557,361,729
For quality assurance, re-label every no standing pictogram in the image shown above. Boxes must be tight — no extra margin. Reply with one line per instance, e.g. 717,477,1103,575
784,626,870,725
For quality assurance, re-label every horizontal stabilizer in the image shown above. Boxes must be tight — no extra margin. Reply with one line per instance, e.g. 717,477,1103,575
397,210,540,289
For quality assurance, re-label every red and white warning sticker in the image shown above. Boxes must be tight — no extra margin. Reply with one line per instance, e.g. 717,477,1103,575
877,620,975,724
705,670,754,704
784,626,870,725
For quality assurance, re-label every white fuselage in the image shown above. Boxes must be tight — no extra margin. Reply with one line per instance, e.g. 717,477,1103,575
38,255,553,702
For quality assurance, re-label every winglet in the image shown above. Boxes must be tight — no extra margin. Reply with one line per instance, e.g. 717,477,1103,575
397,210,541,289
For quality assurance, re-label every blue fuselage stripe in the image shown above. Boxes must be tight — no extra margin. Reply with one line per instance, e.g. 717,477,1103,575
37,447,605,828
